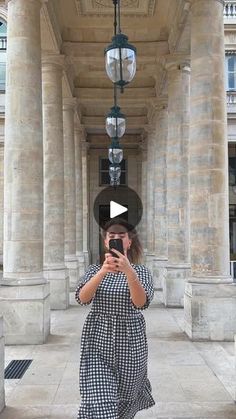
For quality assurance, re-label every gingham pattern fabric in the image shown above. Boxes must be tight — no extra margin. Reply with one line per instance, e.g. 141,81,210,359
75,263,155,419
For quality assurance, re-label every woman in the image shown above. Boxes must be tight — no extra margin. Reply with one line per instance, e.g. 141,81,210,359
75,218,155,418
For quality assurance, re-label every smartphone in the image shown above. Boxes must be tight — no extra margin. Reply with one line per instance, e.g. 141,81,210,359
109,238,124,257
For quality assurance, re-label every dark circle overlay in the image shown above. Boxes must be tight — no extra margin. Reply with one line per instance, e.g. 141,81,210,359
93,185,143,230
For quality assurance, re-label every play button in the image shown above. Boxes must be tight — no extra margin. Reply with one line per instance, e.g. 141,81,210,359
93,185,143,229
110,201,128,218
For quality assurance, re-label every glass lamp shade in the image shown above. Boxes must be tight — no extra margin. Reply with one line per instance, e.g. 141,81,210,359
108,146,123,164
106,106,126,138
110,178,120,186
105,33,137,88
109,164,121,181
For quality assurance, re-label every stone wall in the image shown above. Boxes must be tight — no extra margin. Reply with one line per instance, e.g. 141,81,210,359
0,316,5,413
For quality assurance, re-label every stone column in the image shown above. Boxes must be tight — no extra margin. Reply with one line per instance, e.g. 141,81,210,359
63,99,78,286
0,0,50,344
185,0,236,341
139,139,148,259
152,101,168,292
163,58,191,307
82,141,90,267
145,127,156,273
0,317,4,413
74,124,86,284
0,145,4,266
42,55,69,309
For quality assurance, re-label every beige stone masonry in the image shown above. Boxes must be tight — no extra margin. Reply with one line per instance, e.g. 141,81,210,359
42,54,69,309
0,316,4,413
74,124,86,284
164,57,191,307
184,0,236,341
63,98,78,286
0,0,50,344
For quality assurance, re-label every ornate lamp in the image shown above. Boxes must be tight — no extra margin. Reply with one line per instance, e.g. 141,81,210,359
104,0,137,92
106,105,126,138
108,139,123,164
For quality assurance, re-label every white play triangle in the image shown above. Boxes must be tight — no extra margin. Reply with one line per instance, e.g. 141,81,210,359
110,201,128,219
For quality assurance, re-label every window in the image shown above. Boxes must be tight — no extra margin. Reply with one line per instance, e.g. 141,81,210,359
0,21,7,92
99,158,127,186
225,54,236,91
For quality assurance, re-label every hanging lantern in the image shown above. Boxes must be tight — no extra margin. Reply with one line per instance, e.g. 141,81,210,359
108,140,123,164
106,105,126,138
105,33,136,90
109,163,121,182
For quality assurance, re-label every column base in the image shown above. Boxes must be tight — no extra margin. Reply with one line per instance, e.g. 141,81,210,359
152,258,168,290
65,255,79,291
145,253,155,275
163,264,191,307
0,317,5,413
77,251,86,280
0,282,50,344
83,250,90,269
184,279,236,341
44,265,69,310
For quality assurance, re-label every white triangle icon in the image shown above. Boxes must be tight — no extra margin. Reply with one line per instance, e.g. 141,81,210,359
110,201,128,219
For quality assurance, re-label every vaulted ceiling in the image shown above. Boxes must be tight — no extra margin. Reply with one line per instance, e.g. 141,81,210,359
41,0,190,142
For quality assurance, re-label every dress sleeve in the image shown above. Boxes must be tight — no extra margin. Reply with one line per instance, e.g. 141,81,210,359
130,265,154,311
75,264,100,306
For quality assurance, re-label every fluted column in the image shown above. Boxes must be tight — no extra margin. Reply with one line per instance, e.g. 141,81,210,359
185,0,236,341
63,98,78,286
0,0,50,344
42,55,69,309
152,101,168,292
74,124,86,283
82,141,90,267
145,127,156,273
164,58,191,307
139,139,148,259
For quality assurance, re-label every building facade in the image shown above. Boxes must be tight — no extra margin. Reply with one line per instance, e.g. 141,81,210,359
0,0,234,352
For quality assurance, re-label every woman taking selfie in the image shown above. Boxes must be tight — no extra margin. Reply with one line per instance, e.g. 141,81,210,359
75,218,155,418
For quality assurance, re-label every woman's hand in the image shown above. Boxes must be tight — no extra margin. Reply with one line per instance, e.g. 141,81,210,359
100,252,118,275
109,248,133,275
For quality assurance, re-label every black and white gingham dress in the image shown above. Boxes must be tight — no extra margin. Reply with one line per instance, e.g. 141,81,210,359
75,263,155,418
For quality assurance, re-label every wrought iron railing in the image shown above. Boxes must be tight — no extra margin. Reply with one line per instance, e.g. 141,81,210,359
0,37,6,51
224,1,236,18
227,91,236,104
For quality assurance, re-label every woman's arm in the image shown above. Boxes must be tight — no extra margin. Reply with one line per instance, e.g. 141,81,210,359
78,269,106,304
78,255,118,304
125,265,147,308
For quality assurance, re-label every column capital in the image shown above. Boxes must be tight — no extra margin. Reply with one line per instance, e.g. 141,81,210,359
165,53,191,73
190,0,224,5
75,124,87,142
63,97,77,112
42,54,65,72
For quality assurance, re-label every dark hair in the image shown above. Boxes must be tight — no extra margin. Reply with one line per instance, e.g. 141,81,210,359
100,218,143,264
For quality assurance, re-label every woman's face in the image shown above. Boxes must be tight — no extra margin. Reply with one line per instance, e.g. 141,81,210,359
104,224,132,254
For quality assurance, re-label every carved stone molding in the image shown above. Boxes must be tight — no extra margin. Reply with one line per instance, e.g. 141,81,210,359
75,0,157,16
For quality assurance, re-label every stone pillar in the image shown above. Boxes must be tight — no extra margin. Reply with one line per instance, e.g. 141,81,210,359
0,317,4,413
152,102,168,292
0,0,50,344
139,139,148,260
145,127,156,273
74,124,86,284
0,145,4,266
63,99,78,286
164,58,191,307
42,55,69,309
185,0,236,341
82,141,90,267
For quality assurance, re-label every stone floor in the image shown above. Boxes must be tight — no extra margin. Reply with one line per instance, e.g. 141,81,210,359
0,293,236,419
